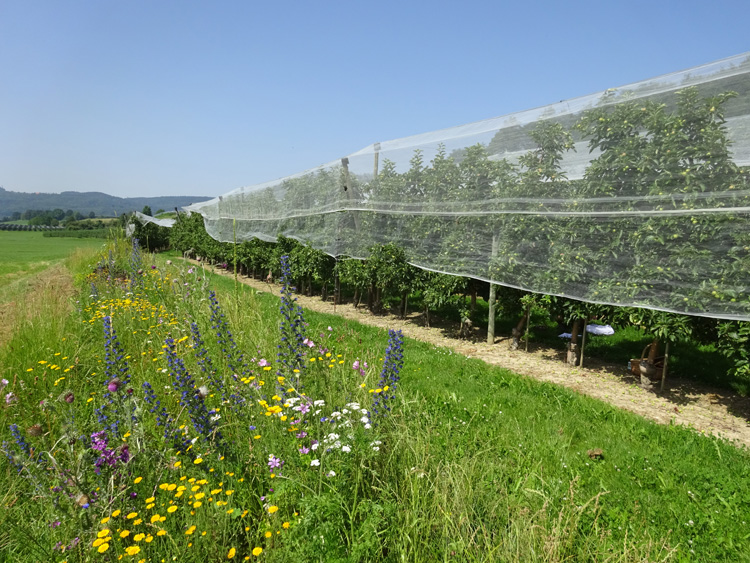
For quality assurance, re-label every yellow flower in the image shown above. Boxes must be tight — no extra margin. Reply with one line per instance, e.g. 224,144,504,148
173,460,182,468
194,458,203,464
111,509,121,517
268,505,278,514
167,506,178,513
225,490,234,496
193,501,202,508
120,530,130,538
134,533,145,542
100,517,110,524
264,531,272,538
151,514,161,523
252,547,263,556
185,525,196,535
145,497,155,504
282,521,290,529
92,538,106,547
133,518,142,525
195,492,205,500
126,512,138,519
125,545,141,556
97,529,110,538
97,542,110,553
156,530,167,536
227,547,236,559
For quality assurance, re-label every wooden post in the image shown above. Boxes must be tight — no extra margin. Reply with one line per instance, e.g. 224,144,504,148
580,317,589,368
524,304,530,352
487,284,497,344
486,234,499,345
660,341,670,393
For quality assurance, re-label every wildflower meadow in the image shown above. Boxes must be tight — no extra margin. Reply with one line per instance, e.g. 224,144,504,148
2,237,750,562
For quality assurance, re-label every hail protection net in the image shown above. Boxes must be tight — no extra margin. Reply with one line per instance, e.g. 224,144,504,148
186,53,750,321
132,211,177,228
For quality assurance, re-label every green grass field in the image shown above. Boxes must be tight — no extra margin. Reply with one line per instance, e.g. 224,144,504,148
0,231,105,296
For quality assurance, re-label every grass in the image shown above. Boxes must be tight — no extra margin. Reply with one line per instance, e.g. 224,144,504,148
0,231,105,295
1,241,749,562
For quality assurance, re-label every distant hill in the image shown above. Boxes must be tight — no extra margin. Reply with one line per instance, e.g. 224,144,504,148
0,187,212,218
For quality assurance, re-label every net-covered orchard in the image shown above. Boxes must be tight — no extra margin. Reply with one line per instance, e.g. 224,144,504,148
182,53,750,322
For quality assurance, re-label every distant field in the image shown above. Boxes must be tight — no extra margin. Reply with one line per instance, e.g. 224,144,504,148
0,231,104,296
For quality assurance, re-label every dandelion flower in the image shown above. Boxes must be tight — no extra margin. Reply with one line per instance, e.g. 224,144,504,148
194,458,203,464
227,547,236,559
252,547,263,556
167,506,178,513
120,530,130,538
268,505,278,514
125,545,141,555
134,476,142,484
97,543,110,553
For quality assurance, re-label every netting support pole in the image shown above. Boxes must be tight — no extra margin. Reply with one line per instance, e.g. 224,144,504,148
373,142,380,179
660,341,670,393
341,157,361,233
486,234,499,345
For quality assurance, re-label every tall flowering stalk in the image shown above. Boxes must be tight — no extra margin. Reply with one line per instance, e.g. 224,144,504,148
191,322,226,402
165,338,223,448
142,382,195,459
129,237,144,292
95,316,133,439
208,290,248,378
277,255,307,386
371,330,404,422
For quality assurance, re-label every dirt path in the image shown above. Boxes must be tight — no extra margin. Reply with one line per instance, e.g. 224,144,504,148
200,263,750,448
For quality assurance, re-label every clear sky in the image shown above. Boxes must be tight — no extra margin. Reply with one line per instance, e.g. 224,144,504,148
1,0,748,198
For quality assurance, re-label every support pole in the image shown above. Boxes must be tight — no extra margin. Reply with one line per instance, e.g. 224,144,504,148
660,341,670,393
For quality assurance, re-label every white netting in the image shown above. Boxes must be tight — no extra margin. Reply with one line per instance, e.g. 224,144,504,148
186,53,750,321
132,211,177,228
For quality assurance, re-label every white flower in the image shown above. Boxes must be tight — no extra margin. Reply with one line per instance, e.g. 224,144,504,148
364,423,371,429
372,446,380,452
311,443,319,450
341,445,351,453
310,459,320,467
360,416,370,424
313,400,325,407
326,470,336,477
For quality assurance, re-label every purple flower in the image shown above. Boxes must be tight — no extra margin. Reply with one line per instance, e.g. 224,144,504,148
0,379,8,389
296,431,308,439
258,358,269,367
5,392,17,405
298,446,310,454
267,455,282,469
298,402,311,415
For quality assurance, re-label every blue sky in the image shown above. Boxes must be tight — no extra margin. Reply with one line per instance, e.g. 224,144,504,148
1,0,748,198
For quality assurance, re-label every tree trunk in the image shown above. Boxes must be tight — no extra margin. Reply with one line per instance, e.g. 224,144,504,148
487,283,497,344
647,337,660,363
510,308,529,351
353,288,359,308
321,283,328,302
471,288,477,312
306,275,312,297
424,305,431,328
567,319,581,366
